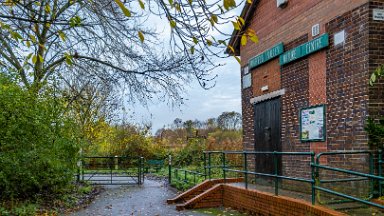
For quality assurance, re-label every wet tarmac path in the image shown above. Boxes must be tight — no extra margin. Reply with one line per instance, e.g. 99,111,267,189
70,179,209,216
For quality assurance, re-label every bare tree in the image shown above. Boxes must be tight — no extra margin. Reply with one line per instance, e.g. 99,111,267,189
0,0,252,105
217,111,242,130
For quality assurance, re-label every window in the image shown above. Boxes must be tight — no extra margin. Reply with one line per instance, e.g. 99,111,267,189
243,65,249,75
242,65,251,89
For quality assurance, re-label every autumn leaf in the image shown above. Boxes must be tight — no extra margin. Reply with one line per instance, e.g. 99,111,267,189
138,0,145,9
115,0,131,17
138,31,144,43
170,20,177,28
241,35,247,46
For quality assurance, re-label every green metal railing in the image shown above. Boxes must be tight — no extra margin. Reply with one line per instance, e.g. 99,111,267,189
202,150,384,209
204,151,315,202
314,151,375,205
167,155,206,186
312,151,384,209
167,150,384,209
172,168,206,185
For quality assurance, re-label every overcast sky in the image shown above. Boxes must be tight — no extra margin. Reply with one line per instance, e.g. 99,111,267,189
131,57,241,133
126,4,243,133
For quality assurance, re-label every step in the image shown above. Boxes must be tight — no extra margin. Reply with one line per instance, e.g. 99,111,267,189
167,177,243,204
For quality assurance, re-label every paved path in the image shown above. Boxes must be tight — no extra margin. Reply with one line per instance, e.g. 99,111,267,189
71,179,208,216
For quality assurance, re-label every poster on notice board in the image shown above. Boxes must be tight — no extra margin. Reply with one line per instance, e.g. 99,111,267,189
300,105,326,142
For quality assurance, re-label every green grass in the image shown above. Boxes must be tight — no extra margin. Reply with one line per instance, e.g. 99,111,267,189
194,207,247,216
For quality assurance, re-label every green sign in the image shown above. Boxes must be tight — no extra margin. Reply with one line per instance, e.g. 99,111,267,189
280,33,329,65
249,43,284,69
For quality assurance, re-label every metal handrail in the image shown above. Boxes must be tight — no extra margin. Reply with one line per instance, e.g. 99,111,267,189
314,151,375,205
204,150,315,202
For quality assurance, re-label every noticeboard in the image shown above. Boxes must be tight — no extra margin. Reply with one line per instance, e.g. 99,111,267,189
300,105,326,142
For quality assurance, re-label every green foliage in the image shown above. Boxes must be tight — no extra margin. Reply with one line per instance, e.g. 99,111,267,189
0,203,37,216
370,65,384,86
173,139,206,167
0,75,80,200
366,118,384,148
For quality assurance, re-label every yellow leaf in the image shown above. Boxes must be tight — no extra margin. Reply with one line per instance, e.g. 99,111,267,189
192,37,198,44
170,20,176,28
241,35,247,46
115,0,131,17
190,46,195,54
32,55,37,64
231,21,240,30
227,45,235,53
138,0,145,9
238,17,245,26
206,39,212,46
29,34,36,43
211,14,218,24
247,0,252,4
38,54,44,63
249,34,259,44
58,31,66,42
234,56,241,64
175,3,181,12
45,4,51,13
138,31,144,43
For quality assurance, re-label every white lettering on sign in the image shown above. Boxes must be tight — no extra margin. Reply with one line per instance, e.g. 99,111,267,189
373,9,384,21
305,37,322,54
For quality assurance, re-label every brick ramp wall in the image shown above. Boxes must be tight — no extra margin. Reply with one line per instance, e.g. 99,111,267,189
175,183,346,216
166,178,243,204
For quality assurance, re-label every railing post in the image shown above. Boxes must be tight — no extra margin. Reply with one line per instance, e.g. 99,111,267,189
208,152,212,180
77,158,81,182
137,157,141,185
244,152,248,189
274,151,278,196
142,157,145,184
168,155,172,185
311,152,316,205
110,157,113,184
203,152,207,180
369,152,374,197
222,152,226,183
81,157,84,181
184,170,187,182
379,149,383,196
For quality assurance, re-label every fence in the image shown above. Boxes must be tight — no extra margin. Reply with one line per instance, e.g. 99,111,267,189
168,150,384,209
79,156,144,185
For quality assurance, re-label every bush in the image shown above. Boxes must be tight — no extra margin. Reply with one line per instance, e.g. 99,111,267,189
0,75,80,200
366,118,384,148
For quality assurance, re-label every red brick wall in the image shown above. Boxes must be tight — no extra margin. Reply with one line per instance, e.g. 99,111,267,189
242,83,254,151
325,3,370,155
251,58,281,97
239,1,384,186
222,185,346,216
240,0,369,66
369,0,384,118
179,183,346,216
279,35,312,179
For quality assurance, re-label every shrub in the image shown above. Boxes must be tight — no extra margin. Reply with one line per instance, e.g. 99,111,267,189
0,75,80,199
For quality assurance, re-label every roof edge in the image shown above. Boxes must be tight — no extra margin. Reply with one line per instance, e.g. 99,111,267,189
226,0,259,56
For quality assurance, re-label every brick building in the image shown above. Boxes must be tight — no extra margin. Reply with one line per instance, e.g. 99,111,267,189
229,0,384,178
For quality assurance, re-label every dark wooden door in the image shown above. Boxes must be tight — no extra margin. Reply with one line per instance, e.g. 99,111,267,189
254,97,281,175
